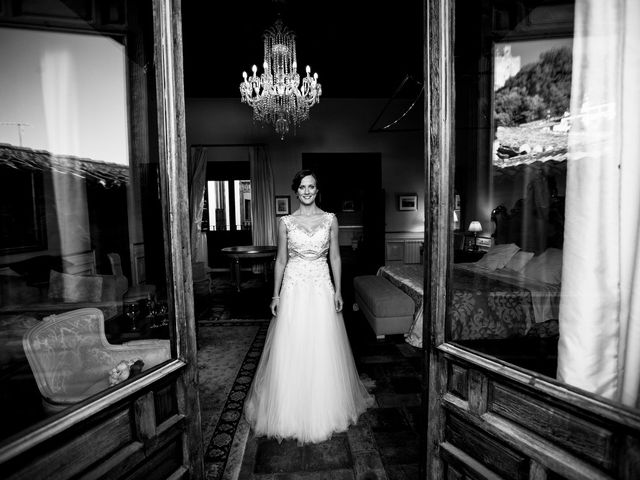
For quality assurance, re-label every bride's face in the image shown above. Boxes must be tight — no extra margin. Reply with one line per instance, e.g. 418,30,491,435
297,175,318,206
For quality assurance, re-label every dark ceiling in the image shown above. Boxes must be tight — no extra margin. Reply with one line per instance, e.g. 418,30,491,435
181,1,424,99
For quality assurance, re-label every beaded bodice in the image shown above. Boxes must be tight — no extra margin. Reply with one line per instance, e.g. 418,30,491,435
280,212,335,292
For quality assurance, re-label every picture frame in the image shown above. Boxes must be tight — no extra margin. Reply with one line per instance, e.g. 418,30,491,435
275,195,291,216
341,199,355,212
398,194,418,211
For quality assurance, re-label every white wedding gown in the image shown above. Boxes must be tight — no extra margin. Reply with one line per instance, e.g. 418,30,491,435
244,212,374,444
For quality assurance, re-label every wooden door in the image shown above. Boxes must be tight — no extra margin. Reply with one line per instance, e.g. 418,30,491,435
423,1,640,479
302,152,385,275
0,1,203,478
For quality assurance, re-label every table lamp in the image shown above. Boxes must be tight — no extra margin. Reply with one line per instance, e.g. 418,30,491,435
468,221,482,251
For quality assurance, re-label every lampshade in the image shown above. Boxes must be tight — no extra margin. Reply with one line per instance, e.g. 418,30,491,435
468,221,482,233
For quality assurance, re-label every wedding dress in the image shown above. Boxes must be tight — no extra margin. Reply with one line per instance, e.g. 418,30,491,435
244,212,374,444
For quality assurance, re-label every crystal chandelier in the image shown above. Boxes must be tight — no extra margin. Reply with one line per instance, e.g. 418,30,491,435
240,18,322,139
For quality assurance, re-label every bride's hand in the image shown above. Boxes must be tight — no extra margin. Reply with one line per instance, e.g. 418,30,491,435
270,297,279,317
334,292,343,312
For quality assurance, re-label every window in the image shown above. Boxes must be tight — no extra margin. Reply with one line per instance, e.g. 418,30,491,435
206,180,251,231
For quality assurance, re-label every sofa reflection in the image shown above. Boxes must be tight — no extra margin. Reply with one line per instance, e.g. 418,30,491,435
0,251,128,321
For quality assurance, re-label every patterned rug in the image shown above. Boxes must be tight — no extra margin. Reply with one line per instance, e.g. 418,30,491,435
197,319,269,480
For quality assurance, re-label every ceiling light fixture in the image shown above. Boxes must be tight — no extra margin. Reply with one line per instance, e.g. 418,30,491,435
240,18,322,139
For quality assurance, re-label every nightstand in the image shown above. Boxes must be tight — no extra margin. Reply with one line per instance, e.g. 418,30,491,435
454,250,486,263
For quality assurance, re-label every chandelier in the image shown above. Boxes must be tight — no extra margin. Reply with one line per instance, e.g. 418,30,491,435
240,18,322,139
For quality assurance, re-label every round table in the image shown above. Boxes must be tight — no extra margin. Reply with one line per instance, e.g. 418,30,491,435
220,245,277,292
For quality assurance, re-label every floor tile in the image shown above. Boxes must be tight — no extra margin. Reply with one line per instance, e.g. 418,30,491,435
400,406,422,433
359,355,403,365
395,344,421,359
364,408,409,433
384,463,419,480
302,435,353,471
261,469,355,480
346,424,378,454
353,451,388,480
375,393,421,408
390,376,421,394
373,431,420,466
254,438,305,474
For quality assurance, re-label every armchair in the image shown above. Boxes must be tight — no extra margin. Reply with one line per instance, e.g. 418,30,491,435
23,308,170,413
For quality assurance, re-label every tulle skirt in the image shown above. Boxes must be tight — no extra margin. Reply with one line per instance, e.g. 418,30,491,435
243,264,374,444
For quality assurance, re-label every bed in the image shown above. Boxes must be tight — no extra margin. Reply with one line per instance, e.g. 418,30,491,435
381,194,565,348
377,264,424,347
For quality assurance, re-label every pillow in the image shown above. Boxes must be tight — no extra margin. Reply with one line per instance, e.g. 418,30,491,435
474,243,521,271
521,248,563,284
504,250,535,272
48,270,103,303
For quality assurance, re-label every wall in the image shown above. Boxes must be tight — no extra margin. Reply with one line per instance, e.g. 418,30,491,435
185,98,425,234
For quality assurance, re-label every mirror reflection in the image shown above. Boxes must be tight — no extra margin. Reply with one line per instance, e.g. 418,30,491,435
449,0,640,410
0,27,171,440
451,38,571,377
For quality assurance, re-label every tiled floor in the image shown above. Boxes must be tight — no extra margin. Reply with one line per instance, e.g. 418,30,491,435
212,272,424,480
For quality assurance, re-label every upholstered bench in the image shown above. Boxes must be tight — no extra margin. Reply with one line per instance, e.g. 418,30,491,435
353,275,415,339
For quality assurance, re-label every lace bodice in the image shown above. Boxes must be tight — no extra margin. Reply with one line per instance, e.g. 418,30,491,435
280,212,335,292
282,212,334,260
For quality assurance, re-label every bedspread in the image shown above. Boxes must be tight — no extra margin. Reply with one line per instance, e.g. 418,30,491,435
450,264,559,340
375,264,559,347
377,265,423,347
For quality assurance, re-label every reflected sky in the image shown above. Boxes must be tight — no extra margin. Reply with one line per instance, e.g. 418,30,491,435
0,28,129,165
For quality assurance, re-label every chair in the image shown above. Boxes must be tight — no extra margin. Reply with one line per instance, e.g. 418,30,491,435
23,308,170,413
107,252,156,302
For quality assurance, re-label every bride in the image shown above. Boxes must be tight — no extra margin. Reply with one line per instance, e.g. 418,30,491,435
243,169,374,444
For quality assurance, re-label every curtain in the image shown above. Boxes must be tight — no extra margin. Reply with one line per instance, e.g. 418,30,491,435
557,0,640,408
188,147,208,265
249,146,277,246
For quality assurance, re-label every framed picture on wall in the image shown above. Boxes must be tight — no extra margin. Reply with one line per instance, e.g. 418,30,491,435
398,194,418,211
275,195,290,216
341,199,355,212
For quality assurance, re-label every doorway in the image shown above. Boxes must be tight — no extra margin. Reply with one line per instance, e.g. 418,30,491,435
302,152,384,280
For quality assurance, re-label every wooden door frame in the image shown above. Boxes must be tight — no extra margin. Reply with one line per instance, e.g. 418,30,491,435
152,0,203,475
423,0,640,478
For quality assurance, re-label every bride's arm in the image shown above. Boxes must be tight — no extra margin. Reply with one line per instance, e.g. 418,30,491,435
270,218,288,316
328,214,344,312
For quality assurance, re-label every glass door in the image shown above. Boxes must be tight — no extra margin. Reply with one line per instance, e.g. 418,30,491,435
0,1,203,478
424,0,640,478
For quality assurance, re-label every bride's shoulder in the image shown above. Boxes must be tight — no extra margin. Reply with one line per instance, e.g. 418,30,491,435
279,215,292,226
325,211,338,225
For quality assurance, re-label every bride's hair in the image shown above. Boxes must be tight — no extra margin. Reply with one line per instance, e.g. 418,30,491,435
291,169,319,192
